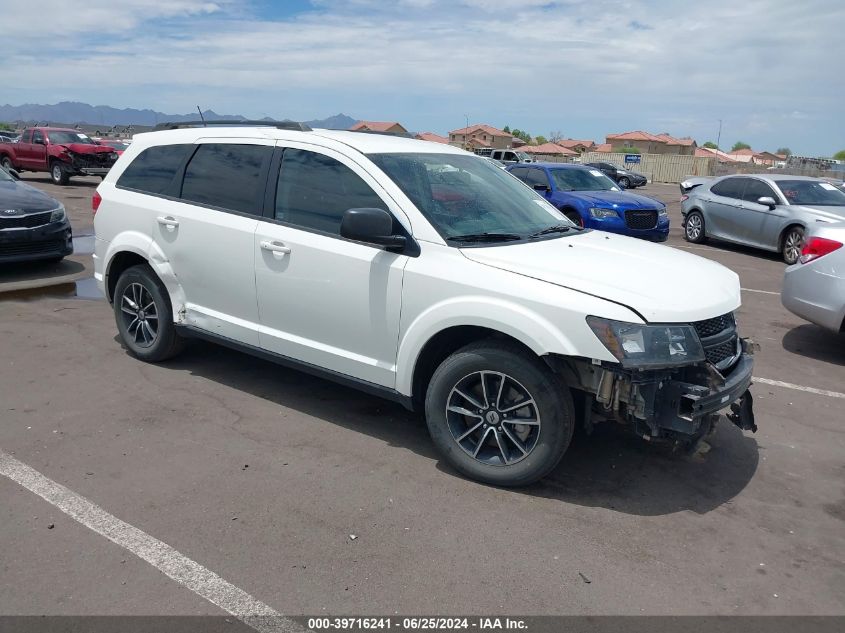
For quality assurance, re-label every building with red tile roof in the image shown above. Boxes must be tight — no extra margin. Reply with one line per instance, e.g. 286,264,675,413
448,124,513,150
414,132,449,144
520,143,578,157
350,121,409,134
606,130,697,155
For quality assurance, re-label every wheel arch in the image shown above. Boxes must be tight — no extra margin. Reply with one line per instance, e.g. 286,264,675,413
103,234,185,312
779,222,805,251
397,298,583,403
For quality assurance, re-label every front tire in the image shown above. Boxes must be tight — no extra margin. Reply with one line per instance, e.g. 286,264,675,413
424,341,575,486
50,161,70,185
1,156,13,172
113,264,185,362
684,210,706,243
618,176,630,188
782,226,804,265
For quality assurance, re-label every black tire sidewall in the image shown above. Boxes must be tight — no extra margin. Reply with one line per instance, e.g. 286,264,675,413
113,265,178,362
619,177,630,188
1,157,12,171
425,343,574,487
51,162,67,185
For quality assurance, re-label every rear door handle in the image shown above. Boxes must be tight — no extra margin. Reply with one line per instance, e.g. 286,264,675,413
260,240,291,255
156,216,179,228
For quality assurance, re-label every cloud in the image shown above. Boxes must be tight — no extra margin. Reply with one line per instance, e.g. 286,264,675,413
2,0,843,154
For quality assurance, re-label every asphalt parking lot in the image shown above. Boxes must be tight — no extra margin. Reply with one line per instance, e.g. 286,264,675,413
1,175,843,620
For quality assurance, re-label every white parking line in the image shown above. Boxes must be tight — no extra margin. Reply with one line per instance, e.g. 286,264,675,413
0,449,305,633
741,287,781,295
755,377,845,399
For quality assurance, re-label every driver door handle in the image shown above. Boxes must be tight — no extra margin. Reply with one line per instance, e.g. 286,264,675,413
260,240,291,255
156,216,179,228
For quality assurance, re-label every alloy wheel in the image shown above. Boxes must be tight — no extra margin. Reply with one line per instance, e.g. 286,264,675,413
784,230,803,264
686,214,702,240
445,371,541,466
119,282,159,348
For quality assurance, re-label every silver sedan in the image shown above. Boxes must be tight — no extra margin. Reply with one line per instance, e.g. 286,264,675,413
782,221,845,333
681,174,845,264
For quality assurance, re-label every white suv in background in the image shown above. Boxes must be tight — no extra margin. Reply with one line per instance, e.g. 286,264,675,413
94,122,757,486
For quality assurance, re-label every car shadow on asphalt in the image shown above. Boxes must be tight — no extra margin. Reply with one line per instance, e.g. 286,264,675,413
156,339,759,518
691,239,785,264
19,174,99,189
782,324,845,366
0,258,86,288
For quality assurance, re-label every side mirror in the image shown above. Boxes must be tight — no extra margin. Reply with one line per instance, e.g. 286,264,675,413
533,183,550,192
757,196,777,209
340,208,406,250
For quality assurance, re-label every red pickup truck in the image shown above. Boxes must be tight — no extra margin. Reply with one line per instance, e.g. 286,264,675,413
0,127,119,185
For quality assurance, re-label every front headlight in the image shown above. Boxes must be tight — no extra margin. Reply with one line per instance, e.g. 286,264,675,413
587,316,705,368
658,206,668,216
50,205,66,223
589,207,619,219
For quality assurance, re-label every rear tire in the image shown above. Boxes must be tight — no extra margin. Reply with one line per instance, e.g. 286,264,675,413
113,264,185,362
782,226,804,265
424,340,575,487
684,210,706,243
50,161,70,185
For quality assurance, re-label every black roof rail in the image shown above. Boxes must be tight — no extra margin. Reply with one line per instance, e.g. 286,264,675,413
346,129,413,138
153,120,312,132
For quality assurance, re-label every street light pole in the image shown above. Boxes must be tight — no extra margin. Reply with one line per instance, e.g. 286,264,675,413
464,114,469,150
716,119,722,150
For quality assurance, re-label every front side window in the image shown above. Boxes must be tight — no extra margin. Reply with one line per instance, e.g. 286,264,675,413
776,179,845,206
741,179,778,204
181,143,273,214
525,169,549,189
31,130,44,144
369,152,575,243
275,149,387,235
117,144,193,195
550,168,619,192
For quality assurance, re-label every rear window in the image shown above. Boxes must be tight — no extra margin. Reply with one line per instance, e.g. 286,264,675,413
117,144,193,195
710,177,746,199
180,144,273,214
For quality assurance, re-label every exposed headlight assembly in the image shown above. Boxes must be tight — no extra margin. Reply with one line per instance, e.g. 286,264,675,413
587,316,705,368
589,207,618,219
50,205,66,223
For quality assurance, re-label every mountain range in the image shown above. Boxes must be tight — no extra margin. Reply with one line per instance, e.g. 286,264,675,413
0,102,357,130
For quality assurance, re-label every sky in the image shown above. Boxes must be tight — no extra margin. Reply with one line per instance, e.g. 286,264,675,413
3,0,843,156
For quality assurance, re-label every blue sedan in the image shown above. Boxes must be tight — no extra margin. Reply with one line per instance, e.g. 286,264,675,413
507,163,669,241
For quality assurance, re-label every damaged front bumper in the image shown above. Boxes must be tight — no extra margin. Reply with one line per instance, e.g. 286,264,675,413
567,338,757,443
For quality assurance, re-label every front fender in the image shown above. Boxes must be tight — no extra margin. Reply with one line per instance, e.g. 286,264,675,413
395,295,602,396
103,232,186,317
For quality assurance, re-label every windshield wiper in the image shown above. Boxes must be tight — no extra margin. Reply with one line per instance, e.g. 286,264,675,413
529,224,577,238
446,232,523,243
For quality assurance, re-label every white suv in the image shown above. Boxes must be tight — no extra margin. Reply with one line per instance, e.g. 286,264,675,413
94,122,757,486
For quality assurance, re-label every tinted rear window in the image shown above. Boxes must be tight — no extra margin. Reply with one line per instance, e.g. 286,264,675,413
711,177,746,199
117,144,193,195
180,143,273,214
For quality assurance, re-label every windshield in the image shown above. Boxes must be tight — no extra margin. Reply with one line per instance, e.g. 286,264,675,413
551,168,620,192
47,131,96,145
777,180,845,206
369,152,576,242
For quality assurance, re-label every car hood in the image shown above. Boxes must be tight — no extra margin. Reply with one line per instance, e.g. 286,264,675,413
791,205,845,221
57,143,115,155
561,190,663,209
460,230,740,323
0,179,61,213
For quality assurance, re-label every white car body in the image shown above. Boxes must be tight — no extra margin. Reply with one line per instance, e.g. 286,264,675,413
93,125,757,485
